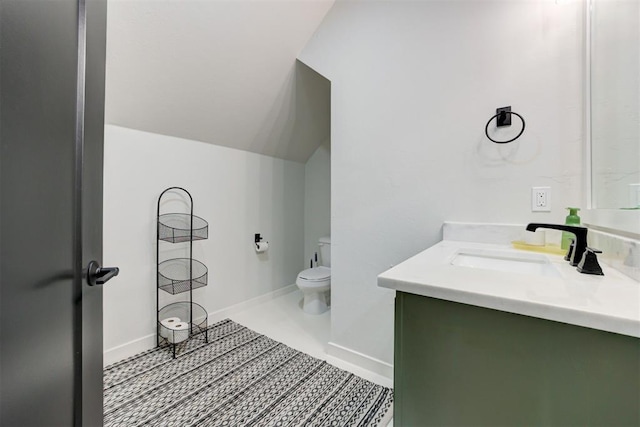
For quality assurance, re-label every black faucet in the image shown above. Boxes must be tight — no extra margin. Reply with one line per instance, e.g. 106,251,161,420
526,223,588,267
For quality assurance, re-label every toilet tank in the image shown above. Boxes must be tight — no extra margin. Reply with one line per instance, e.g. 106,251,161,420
318,236,331,267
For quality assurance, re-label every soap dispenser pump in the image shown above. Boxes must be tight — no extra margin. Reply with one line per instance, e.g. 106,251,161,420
561,207,581,250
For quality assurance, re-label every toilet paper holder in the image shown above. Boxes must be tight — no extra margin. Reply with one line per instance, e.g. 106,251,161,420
254,233,269,252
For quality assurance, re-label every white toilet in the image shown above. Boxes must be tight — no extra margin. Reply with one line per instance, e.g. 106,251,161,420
296,236,331,315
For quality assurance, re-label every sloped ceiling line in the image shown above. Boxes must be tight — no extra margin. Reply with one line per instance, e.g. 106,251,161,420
105,0,334,163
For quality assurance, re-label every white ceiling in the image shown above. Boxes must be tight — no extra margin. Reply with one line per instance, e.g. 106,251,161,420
105,0,333,163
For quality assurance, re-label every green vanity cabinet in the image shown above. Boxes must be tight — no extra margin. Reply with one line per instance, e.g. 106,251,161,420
394,291,640,426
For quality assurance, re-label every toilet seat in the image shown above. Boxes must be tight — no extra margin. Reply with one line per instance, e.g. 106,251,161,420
298,266,330,282
297,267,330,289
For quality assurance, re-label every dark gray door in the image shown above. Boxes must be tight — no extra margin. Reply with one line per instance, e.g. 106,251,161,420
0,0,108,426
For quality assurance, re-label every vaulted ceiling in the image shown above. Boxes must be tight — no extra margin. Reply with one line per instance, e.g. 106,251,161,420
105,0,333,163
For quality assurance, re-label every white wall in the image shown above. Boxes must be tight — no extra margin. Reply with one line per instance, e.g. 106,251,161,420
304,140,331,267
299,0,585,366
103,125,305,361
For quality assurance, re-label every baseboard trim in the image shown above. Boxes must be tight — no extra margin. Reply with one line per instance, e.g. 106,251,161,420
326,341,394,381
103,284,298,367
104,333,156,367
207,284,297,324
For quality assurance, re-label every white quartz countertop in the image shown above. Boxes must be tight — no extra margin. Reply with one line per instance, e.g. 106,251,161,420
378,240,640,338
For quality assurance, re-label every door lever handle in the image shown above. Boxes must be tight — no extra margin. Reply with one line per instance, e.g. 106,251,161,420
86,260,119,286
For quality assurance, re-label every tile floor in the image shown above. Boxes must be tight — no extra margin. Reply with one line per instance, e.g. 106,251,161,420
228,288,394,425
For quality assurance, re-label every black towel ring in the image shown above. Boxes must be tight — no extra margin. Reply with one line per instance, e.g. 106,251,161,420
484,111,526,144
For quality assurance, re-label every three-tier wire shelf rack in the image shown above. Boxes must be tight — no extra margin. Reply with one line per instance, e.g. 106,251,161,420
156,187,209,357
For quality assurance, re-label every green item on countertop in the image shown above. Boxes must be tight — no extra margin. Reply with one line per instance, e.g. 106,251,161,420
561,207,581,250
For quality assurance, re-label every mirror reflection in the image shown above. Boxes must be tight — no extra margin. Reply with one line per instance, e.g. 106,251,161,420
590,0,640,209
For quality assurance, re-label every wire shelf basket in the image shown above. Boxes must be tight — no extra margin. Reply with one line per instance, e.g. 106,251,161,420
158,213,208,243
156,187,209,357
157,301,208,350
158,258,208,295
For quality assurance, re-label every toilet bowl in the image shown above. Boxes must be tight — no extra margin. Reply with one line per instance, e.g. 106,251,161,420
296,266,331,314
296,236,331,314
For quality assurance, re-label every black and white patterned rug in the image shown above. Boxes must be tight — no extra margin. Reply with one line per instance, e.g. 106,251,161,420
104,319,393,426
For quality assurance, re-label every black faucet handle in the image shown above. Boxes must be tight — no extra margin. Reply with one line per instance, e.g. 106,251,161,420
525,223,588,266
564,238,575,261
577,247,604,276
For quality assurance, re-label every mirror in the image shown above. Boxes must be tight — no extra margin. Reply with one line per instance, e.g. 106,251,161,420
587,0,640,236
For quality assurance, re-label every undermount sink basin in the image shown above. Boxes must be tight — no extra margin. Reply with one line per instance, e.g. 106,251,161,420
450,248,561,278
